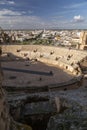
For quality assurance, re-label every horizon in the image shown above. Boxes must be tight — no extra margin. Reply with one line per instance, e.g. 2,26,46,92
0,0,87,29
1,28,87,31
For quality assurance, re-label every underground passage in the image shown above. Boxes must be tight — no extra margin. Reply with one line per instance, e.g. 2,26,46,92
9,95,58,130
20,114,51,130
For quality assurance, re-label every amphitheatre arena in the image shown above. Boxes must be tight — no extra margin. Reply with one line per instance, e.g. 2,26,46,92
1,45,87,91
0,44,87,130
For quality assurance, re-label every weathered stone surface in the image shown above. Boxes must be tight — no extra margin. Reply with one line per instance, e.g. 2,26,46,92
0,47,32,130
78,31,87,50
47,112,87,130
22,101,56,116
1,45,87,75
0,47,10,130
10,119,32,130
0,45,87,130
47,88,87,130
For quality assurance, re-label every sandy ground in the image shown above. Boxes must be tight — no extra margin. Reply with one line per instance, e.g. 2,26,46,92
2,60,74,87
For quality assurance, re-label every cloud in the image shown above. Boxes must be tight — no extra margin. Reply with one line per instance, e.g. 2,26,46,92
0,15,45,29
73,15,85,22
0,15,79,29
0,9,22,16
8,1,15,5
0,13,86,29
0,0,15,5
64,2,87,9
28,10,33,14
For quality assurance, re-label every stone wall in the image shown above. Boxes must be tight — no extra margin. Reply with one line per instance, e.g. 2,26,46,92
47,87,87,130
1,45,87,130
0,47,10,130
79,31,87,50
1,45,87,75
0,47,32,130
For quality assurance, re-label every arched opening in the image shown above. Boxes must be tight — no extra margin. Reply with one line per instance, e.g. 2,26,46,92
64,88,67,91
21,114,51,130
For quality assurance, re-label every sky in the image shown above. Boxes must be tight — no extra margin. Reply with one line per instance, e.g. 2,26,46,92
0,0,87,29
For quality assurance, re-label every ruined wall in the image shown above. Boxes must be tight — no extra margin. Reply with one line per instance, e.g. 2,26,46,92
79,31,87,50
1,45,87,130
47,87,87,130
0,47,10,130
0,47,32,130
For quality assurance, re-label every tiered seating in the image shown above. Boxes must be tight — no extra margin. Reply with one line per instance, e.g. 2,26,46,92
1,45,87,75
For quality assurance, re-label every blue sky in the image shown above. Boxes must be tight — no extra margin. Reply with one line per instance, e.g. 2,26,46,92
0,0,87,29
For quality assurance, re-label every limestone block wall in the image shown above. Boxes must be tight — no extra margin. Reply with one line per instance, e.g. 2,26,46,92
1,45,87,75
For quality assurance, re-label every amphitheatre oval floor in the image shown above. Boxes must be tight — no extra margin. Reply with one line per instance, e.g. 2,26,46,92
2,60,74,87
